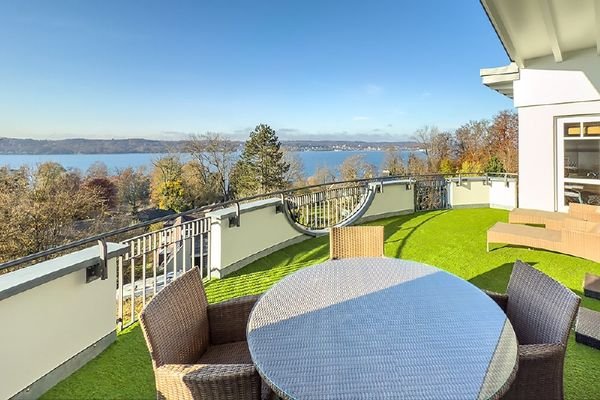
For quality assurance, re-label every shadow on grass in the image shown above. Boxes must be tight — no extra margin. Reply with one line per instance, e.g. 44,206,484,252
378,210,449,259
469,261,537,293
205,211,447,302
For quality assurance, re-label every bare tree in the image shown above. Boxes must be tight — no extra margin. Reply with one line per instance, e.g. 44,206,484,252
308,166,336,185
115,167,150,214
489,110,518,172
339,154,376,181
382,146,406,176
454,120,491,166
0,165,104,263
86,161,109,179
185,132,238,200
283,150,306,187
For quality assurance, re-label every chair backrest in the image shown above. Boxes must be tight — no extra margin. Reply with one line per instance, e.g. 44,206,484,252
140,267,210,368
330,226,384,259
506,260,580,345
568,203,600,222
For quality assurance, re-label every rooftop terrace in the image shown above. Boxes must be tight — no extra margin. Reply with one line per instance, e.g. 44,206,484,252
40,208,600,400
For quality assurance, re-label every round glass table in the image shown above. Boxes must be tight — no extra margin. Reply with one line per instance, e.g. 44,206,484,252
248,258,518,400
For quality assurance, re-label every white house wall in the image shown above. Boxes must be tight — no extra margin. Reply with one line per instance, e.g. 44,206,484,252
510,48,600,211
518,101,600,211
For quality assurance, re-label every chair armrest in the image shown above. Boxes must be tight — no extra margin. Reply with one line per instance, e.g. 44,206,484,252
208,295,260,345
519,343,565,362
155,363,260,400
483,290,509,312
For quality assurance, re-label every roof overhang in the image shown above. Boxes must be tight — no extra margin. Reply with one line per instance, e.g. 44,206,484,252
480,0,600,67
480,63,519,99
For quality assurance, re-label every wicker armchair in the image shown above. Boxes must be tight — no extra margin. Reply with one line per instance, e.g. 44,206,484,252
329,226,384,259
485,260,580,400
140,267,266,400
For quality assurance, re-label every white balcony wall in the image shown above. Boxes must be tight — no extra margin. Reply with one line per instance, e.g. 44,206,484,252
207,199,308,278
448,179,490,208
0,244,127,399
489,180,518,210
361,181,414,221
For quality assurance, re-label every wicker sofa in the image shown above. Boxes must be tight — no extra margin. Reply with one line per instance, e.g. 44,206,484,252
140,267,270,400
488,217,600,262
509,203,600,230
485,260,580,400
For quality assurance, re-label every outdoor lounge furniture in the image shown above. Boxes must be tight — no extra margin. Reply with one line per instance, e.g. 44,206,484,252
487,218,600,263
139,267,267,400
575,307,600,350
485,260,581,400
329,226,384,259
248,257,518,399
584,273,600,300
509,203,600,230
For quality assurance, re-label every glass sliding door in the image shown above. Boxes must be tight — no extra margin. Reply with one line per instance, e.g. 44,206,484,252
558,117,600,210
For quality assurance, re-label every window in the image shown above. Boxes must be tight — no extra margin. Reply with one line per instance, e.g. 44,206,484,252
562,120,600,206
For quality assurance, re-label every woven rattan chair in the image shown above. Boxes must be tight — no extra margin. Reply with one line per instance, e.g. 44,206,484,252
140,267,268,400
485,260,580,400
329,226,384,259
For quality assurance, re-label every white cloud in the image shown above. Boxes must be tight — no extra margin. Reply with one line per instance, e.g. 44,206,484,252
352,116,370,121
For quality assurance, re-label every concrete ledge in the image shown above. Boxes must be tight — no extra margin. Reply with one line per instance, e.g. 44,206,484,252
10,331,116,400
215,234,310,278
359,209,414,223
490,203,516,210
207,198,281,220
0,243,128,301
451,203,490,209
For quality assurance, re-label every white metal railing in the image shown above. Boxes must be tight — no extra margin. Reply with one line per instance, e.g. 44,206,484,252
285,184,371,230
117,216,211,329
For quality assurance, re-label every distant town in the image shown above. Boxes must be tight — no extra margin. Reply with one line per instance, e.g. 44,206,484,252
0,137,421,155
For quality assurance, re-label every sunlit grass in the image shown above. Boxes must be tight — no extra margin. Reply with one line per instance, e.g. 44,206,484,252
43,208,600,400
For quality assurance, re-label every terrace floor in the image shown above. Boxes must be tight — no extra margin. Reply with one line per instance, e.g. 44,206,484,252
43,208,600,400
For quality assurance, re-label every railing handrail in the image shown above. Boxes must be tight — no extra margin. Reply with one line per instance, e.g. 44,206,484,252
0,172,517,272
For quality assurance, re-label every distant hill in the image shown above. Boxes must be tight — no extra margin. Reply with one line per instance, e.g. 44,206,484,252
0,137,419,154
0,137,190,155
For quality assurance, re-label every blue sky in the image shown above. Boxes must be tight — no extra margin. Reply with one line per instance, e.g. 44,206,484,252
0,1,512,140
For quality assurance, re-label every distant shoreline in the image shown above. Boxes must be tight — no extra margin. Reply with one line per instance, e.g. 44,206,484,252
0,137,419,155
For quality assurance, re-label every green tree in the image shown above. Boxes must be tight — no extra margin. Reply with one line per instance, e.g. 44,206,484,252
156,180,187,212
150,155,188,210
438,158,455,174
232,124,290,197
484,156,506,173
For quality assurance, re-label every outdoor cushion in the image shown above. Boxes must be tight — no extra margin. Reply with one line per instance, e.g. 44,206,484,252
569,203,600,222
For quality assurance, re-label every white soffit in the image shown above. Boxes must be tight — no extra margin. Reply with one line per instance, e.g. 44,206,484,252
481,0,599,66
480,63,519,98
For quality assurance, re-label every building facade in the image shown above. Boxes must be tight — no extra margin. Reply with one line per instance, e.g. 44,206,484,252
480,0,600,211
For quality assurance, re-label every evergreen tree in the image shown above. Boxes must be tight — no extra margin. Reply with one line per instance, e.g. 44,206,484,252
232,124,290,197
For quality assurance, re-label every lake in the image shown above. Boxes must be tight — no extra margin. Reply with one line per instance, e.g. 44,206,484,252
0,150,419,177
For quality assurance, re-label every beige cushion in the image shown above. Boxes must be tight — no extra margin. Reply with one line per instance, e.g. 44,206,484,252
568,203,600,222
562,218,598,232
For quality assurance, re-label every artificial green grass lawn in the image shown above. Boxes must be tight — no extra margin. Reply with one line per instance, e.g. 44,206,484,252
43,208,600,400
